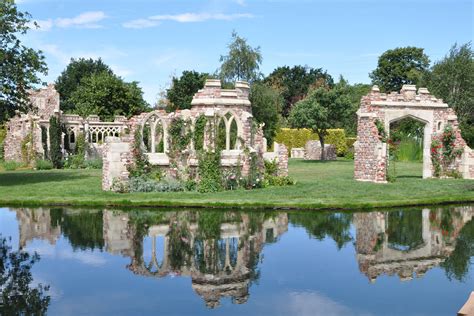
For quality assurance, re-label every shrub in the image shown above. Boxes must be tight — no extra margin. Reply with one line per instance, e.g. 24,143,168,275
49,117,63,168
3,161,22,171
274,128,348,156
0,125,6,161
35,159,53,170
128,176,184,193
264,159,278,177
265,175,295,186
64,155,85,169
198,150,222,193
84,158,103,169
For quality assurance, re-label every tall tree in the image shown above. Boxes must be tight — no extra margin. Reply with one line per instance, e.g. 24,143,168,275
70,72,148,121
289,83,352,160
250,82,282,146
55,58,113,113
166,71,208,112
219,31,262,83
370,47,430,92
0,0,48,123
265,65,334,117
336,78,371,136
425,43,474,147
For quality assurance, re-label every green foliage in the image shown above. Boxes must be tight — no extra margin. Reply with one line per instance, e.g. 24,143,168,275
394,138,422,162
168,117,192,152
265,65,334,117
198,150,222,193
336,78,371,136
387,210,424,251
219,31,262,83
166,71,208,111
250,82,282,146
431,125,464,178
0,125,6,161
193,115,207,151
75,132,86,156
128,176,184,192
64,155,85,169
374,119,387,142
370,46,430,92
49,116,62,168
55,58,113,112
70,72,148,121
40,126,48,159
197,211,224,240
21,127,35,165
3,160,23,171
264,159,278,177
289,85,352,160
0,234,50,315
265,175,295,187
128,129,151,177
35,159,53,170
425,43,474,147
0,0,48,123
84,158,102,169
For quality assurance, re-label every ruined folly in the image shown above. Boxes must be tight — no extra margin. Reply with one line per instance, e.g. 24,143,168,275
4,79,288,190
354,85,474,182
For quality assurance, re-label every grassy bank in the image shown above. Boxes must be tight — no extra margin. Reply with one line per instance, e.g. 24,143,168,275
0,159,472,210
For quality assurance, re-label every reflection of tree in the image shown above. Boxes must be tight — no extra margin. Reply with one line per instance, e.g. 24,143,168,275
290,212,353,249
50,208,104,250
441,219,474,281
386,210,424,251
168,222,193,271
0,235,50,315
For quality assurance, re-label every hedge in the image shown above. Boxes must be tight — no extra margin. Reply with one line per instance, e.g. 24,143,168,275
0,125,5,161
274,128,348,156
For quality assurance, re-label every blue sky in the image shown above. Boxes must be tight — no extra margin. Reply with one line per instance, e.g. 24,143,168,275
18,0,473,105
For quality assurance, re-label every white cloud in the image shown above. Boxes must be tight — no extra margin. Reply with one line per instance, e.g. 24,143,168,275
235,0,247,6
58,249,106,267
28,19,53,32
110,64,133,77
123,12,254,29
31,11,107,31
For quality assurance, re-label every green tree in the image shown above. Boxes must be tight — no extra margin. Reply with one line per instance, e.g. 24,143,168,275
55,58,112,113
336,77,371,136
0,0,48,123
370,47,430,92
49,116,62,168
289,83,352,160
219,31,262,83
0,235,50,315
249,82,282,146
425,43,474,147
166,70,208,111
70,72,148,120
265,65,334,117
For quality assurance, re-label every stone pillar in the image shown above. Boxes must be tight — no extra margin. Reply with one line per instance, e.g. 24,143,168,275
277,143,288,177
102,136,132,191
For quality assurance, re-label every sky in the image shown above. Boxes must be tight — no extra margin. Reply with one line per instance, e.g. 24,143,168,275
17,0,473,105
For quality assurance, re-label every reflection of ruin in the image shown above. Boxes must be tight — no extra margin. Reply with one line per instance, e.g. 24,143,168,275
354,206,473,282
14,208,61,249
102,210,288,308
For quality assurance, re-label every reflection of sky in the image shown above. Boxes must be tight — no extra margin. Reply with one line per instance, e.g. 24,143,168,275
0,209,472,316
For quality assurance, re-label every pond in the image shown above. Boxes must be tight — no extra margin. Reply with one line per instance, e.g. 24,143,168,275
0,205,472,315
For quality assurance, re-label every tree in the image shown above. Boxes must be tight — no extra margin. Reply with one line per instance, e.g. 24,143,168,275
0,235,50,315
370,47,430,92
0,0,48,123
289,84,352,160
425,43,474,147
219,31,262,83
265,65,334,117
49,116,62,168
69,72,149,121
166,71,208,112
55,58,112,113
249,82,282,146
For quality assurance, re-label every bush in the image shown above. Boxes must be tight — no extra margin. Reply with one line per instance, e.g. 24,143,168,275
3,161,22,171
198,150,222,193
274,128,348,156
264,159,278,177
128,176,184,193
84,158,103,169
49,117,62,168
0,125,6,161
265,175,295,186
35,159,53,170
64,155,85,169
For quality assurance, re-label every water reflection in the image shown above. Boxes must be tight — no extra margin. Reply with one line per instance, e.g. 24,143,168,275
7,205,474,310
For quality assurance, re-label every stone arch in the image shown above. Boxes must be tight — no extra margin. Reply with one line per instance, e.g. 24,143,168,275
216,110,244,151
354,85,472,182
140,111,168,153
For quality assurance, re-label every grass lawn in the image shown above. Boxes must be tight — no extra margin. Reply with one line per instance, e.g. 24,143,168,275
0,159,472,210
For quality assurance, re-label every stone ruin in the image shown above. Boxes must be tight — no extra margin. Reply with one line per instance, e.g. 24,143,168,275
4,84,128,162
304,140,336,160
102,79,288,191
354,85,474,182
3,80,288,190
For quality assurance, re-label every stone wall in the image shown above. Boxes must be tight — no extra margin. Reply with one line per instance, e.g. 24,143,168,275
304,140,336,160
291,147,305,158
354,85,473,182
102,137,133,191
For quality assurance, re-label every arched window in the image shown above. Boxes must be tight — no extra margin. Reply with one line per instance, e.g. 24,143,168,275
142,114,166,153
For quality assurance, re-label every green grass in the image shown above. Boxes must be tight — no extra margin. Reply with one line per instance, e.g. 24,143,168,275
0,159,472,210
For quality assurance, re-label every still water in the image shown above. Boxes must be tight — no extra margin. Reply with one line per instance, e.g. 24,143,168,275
0,205,472,315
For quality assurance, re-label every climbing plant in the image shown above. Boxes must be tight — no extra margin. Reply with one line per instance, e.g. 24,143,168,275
193,115,207,151
430,125,464,177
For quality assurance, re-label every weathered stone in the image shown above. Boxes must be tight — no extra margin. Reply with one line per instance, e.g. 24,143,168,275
304,140,336,160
